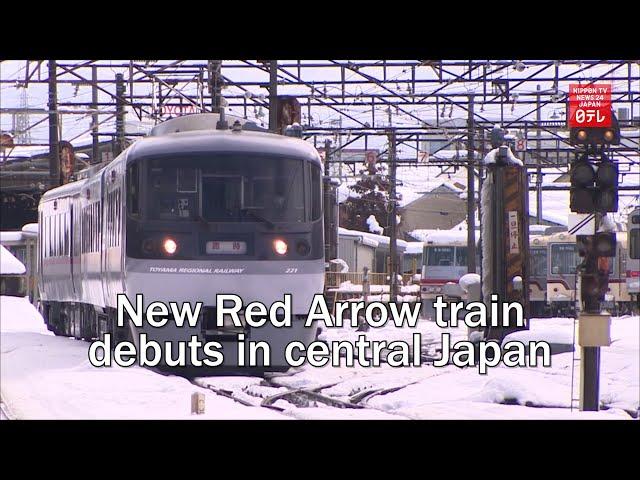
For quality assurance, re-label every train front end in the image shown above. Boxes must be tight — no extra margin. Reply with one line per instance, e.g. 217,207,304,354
118,125,324,370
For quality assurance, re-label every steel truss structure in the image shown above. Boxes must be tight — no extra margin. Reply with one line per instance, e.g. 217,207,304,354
1,60,639,211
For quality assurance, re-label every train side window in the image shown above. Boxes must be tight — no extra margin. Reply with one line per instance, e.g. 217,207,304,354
81,209,85,253
116,189,120,244
92,204,96,251
63,213,68,255
551,244,578,274
50,215,54,257
91,205,96,252
88,207,92,252
630,230,640,259
98,200,103,251
85,207,89,253
56,214,60,257
54,214,59,257
64,213,67,255
43,216,48,258
128,163,140,216
94,203,98,252
106,192,111,247
311,164,322,221
455,247,468,267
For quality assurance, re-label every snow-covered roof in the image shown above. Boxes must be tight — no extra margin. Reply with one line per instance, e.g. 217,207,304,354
22,223,38,235
409,229,476,245
0,232,24,243
528,202,568,226
338,227,408,250
405,242,424,255
1,120,149,161
0,244,26,275
431,149,480,161
529,224,549,234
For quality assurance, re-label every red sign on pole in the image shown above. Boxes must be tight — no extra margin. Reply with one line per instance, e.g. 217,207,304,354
568,83,612,128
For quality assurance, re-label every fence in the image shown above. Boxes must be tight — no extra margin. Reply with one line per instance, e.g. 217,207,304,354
325,271,416,289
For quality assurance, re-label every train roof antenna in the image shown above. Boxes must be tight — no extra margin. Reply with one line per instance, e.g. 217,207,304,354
216,108,228,130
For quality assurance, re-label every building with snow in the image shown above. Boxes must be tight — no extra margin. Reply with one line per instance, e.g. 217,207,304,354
399,182,468,234
337,227,412,275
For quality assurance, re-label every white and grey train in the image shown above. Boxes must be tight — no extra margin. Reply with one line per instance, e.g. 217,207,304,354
37,114,324,371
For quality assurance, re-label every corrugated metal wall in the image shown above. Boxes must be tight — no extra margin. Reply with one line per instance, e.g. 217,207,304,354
338,236,357,271
355,244,375,272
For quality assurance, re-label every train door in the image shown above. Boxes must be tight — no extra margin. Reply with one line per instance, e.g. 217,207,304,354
101,170,111,306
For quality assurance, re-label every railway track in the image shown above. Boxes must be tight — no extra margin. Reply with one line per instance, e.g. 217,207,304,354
189,340,449,416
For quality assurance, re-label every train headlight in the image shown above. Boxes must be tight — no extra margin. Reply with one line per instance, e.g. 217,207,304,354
163,238,178,255
273,238,288,255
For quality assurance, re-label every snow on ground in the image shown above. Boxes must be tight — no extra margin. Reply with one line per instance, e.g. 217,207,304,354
1,293,637,419
271,315,638,419
330,281,420,294
0,296,285,420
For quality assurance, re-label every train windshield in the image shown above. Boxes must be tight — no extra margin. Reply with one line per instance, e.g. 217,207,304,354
530,247,547,276
426,246,455,266
142,155,314,223
550,243,578,275
630,230,640,259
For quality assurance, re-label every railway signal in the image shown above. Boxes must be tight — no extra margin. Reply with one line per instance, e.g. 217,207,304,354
569,151,619,213
569,115,621,147
568,111,620,214
577,233,615,313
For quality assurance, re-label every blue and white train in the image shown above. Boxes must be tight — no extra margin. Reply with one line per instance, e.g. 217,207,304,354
37,114,324,371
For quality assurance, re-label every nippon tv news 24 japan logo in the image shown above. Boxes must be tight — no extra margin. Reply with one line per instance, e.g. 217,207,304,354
568,83,612,128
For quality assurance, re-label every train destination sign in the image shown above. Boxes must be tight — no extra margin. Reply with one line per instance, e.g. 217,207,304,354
206,241,247,255
568,83,612,128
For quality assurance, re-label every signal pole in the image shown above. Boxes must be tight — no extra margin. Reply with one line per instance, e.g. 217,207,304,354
269,60,278,133
48,60,60,187
208,60,223,114
466,95,476,273
115,73,126,156
577,214,613,411
91,65,99,164
323,139,338,263
568,112,620,412
579,217,601,411
387,129,399,303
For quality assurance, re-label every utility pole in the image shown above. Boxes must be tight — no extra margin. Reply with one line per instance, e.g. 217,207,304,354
323,139,338,263
208,60,223,114
387,129,399,302
115,73,126,157
536,85,542,224
91,65,99,164
579,214,604,411
467,95,476,273
269,60,278,133
48,60,60,188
